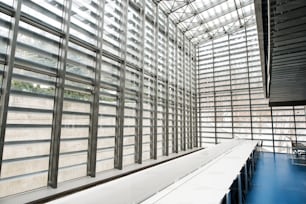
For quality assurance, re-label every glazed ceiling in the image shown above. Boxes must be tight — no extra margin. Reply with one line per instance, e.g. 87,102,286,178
157,0,256,45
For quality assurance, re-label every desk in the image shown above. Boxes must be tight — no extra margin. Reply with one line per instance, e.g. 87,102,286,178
142,140,258,204
47,140,258,204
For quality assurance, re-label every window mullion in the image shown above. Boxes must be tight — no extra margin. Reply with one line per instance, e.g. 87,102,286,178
48,0,72,188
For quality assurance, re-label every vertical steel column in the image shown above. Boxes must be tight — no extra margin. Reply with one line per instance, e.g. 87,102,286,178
228,34,234,139
193,46,199,147
0,0,22,173
212,40,217,144
135,0,146,164
48,0,72,188
293,106,297,144
163,16,169,156
151,3,158,159
244,26,253,140
87,0,105,177
182,36,186,151
115,0,129,169
174,26,179,153
270,107,275,153
189,41,193,148
197,47,202,147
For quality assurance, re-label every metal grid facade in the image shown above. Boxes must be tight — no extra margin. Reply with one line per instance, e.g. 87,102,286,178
0,0,197,197
1,0,305,200
197,24,306,153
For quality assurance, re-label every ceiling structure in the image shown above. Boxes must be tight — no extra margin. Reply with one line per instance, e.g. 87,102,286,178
157,0,257,45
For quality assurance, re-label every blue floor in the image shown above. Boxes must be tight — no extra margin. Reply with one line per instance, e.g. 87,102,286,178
246,152,306,204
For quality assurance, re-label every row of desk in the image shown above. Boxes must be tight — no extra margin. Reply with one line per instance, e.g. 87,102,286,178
142,140,259,204
47,140,259,204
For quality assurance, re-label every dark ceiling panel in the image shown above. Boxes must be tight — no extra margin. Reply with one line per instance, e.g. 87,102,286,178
256,0,306,106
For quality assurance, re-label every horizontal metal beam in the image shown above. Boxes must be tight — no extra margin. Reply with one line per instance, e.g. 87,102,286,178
167,0,197,15
234,0,243,27
193,16,256,45
269,100,306,107
183,0,253,32
176,0,227,25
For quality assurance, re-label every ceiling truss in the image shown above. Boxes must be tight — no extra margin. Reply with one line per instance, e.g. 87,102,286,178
157,0,256,45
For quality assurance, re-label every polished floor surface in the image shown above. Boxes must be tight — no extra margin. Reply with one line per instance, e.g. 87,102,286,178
246,152,306,204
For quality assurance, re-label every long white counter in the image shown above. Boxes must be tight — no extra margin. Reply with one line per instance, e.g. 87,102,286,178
47,140,258,204
142,140,258,204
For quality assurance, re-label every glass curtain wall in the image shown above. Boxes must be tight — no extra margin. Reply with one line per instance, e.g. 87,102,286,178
197,24,306,153
0,0,197,197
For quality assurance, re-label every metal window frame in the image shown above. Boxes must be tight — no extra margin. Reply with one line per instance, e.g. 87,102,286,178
0,0,199,197
197,25,306,152
48,0,72,188
114,0,129,170
87,0,106,177
151,3,159,160
189,41,194,148
211,40,218,144
228,34,234,139
0,0,22,174
244,26,254,140
182,36,186,151
164,16,170,156
174,25,179,153
135,0,146,164
194,47,200,147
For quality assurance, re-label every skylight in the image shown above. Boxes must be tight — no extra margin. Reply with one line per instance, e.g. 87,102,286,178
158,0,256,45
